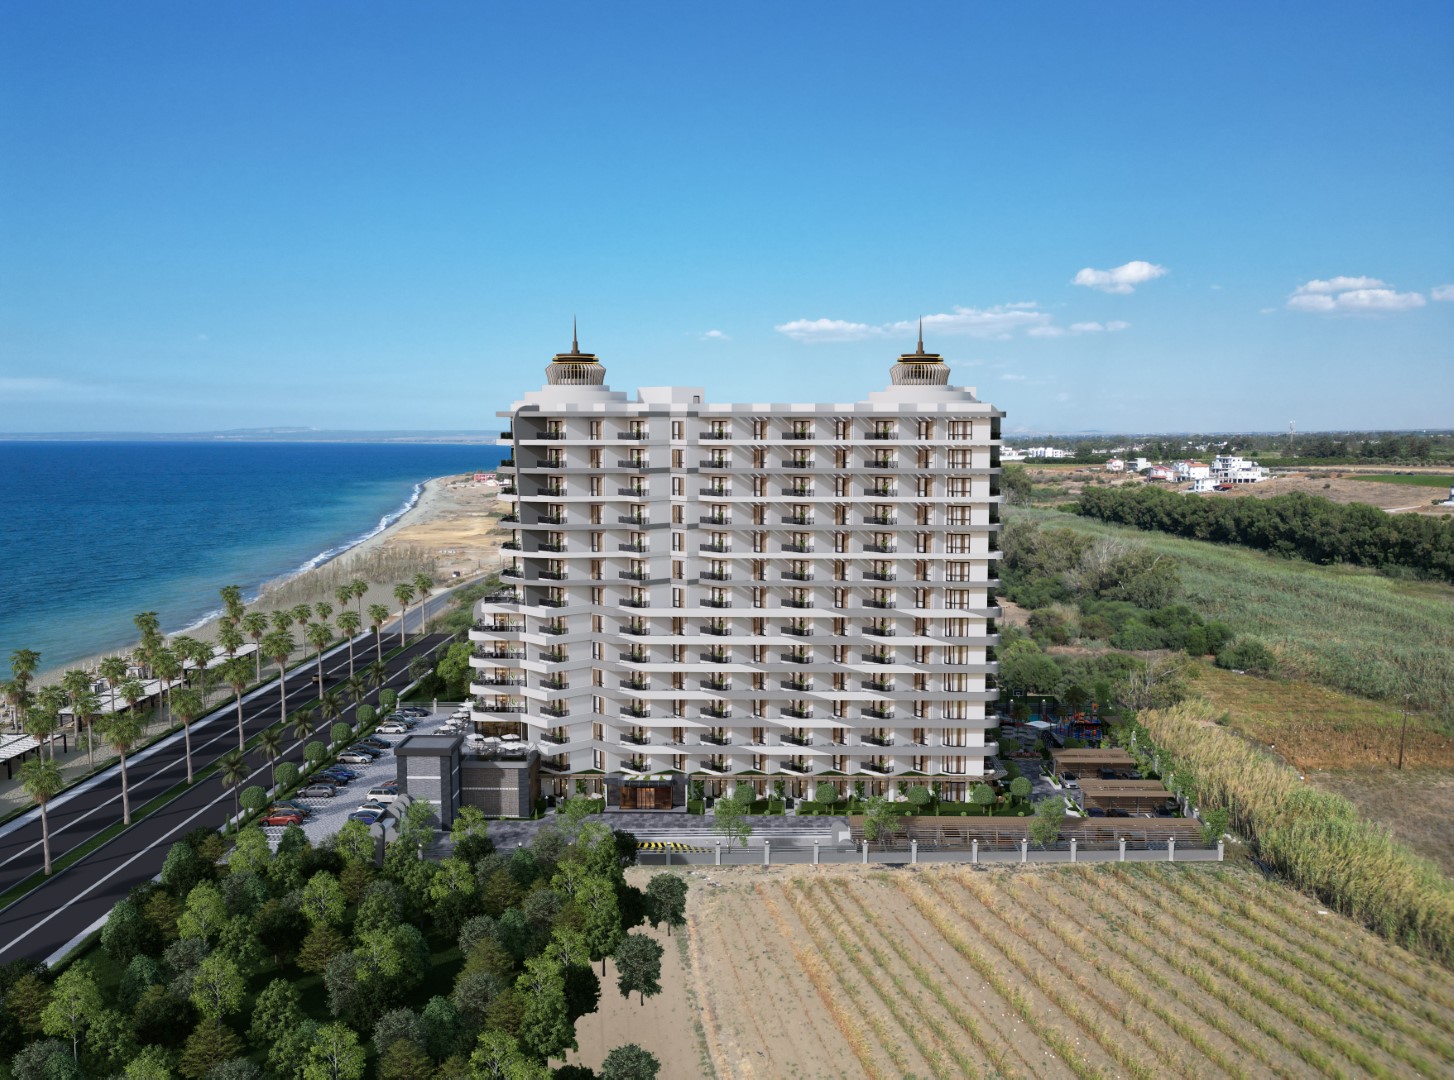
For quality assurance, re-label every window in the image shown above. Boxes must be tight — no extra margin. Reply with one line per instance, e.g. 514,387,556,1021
672,532,683,551
948,420,972,440
673,561,683,580
672,476,684,496
671,420,683,440
589,476,602,496
672,449,683,468
672,587,683,607
589,420,602,439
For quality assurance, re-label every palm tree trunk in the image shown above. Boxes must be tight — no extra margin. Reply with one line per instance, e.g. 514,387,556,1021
236,693,246,750
375,630,383,663
119,752,131,824
317,649,325,694
279,675,288,728
39,802,51,875
255,648,261,683
183,721,194,784
347,639,354,678
399,604,407,647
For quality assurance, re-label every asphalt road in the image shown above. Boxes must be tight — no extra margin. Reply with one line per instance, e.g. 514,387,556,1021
0,598,458,965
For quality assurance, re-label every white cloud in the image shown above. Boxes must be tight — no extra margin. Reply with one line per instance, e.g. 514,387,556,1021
1068,320,1130,333
0,377,109,402
1432,284,1454,302
700,329,730,341
1286,276,1427,314
1072,260,1168,294
773,318,882,343
1001,373,1027,381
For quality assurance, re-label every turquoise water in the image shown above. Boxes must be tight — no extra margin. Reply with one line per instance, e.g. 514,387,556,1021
0,441,505,676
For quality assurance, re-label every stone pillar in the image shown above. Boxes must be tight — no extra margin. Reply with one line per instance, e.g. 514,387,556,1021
1020,838,1028,864
1217,839,1224,862
971,838,979,865
910,838,918,865
1069,838,1077,863
813,839,820,865
714,840,721,866
1119,837,1127,862
763,840,770,867
861,840,869,864
1168,837,1176,863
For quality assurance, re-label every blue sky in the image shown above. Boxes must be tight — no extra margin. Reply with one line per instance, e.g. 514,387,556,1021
1,2,1451,434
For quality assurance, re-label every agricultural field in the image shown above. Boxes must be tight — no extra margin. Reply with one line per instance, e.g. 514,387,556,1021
683,864,1454,1080
1010,507,1454,724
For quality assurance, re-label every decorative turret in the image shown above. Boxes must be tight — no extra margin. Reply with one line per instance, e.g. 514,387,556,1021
889,319,950,386
545,319,606,386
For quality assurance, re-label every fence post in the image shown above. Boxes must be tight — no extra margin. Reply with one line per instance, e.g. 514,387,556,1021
715,840,721,866
1168,837,1176,863
1020,838,1028,864
813,839,820,865
1217,839,1224,862
1119,837,1126,862
971,838,979,865
861,840,869,864
910,838,918,865
1069,838,1077,864
763,840,770,867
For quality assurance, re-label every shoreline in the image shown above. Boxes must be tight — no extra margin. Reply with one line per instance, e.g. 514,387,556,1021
33,472,507,685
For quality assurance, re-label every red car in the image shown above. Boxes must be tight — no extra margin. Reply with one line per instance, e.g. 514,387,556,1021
261,812,304,828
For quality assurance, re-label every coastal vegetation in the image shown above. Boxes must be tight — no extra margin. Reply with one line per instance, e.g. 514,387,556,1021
0,818,672,1080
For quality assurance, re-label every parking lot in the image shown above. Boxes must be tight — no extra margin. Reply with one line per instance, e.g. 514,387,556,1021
262,703,470,847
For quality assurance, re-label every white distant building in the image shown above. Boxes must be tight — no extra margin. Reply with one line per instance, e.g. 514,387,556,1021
1210,454,1269,484
475,328,1003,808
1189,477,1216,493
1025,446,1075,460
1001,447,1027,462
1146,465,1177,482
1105,458,1125,473
1174,460,1210,481
1131,457,1151,473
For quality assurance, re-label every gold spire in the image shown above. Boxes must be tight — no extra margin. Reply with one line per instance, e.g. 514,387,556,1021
891,319,948,385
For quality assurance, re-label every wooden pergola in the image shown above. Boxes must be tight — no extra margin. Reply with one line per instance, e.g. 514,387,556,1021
1049,748,1136,775
1078,778,1173,814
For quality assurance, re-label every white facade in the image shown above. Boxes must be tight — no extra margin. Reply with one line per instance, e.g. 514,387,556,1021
1174,461,1211,481
469,334,1003,805
1210,454,1269,484
1105,458,1125,473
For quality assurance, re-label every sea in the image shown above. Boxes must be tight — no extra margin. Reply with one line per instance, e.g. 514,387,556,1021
0,441,507,677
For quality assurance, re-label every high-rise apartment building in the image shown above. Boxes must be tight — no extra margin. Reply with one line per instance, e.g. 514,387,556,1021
469,328,1002,810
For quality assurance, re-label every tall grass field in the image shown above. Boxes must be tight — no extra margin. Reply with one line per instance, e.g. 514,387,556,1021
1012,508,1454,726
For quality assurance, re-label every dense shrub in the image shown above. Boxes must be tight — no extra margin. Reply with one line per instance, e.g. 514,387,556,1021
1215,636,1277,676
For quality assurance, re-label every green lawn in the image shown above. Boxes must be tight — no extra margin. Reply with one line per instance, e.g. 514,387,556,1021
1010,508,1454,727
1345,473,1454,488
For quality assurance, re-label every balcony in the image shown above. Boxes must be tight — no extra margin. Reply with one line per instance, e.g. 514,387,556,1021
501,566,522,578
700,732,731,745
616,431,650,441
618,514,649,526
865,431,898,441
861,760,895,774
862,708,895,721
701,431,732,440
701,760,732,773
700,516,732,526
867,490,898,499
780,679,812,692
501,541,521,551
699,650,729,664
621,706,651,719
782,708,814,721
781,542,813,553
618,542,649,553
781,653,812,664
537,514,566,526
863,515,897,526
862,680,893,693
539,649,568,663
619,650,649,663
473,702,527,714
539,677,569,691
781,626,813,637
539,624,568,636
500,486,519,496
476,676,525,687
701,625,732,636
782,761,814,774
701,487,732,498
473,622,524,634
619,599,651,609
621,733,652,746
861,543,896,554
863,599,897,609
539,430,567,440
500,430,514,440
539,729,569,744
474,649,524,661
701,706,733,720
780,734,813,749
866,460,897,470
699,543,730,553
781,515,814,526
619,571,650,581
619,625,650,636
618,488,649,499
700,677,732,691
616,459,650,469
781,598,814,609
701,598,732,609
783,488,815,499
863,654,894,665
783,431,815,440
861,626,895,637
537,570,567,581
782,459,815,470
537,598,568,609
781,571,813,581
701,458,731,469
619,676,651,691
700,571,732,582
501,513,520,523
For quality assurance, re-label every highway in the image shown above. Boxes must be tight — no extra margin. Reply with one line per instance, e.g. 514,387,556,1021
0,592,460,965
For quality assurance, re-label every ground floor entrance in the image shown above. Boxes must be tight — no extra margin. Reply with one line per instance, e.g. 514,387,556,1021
620,781,675,810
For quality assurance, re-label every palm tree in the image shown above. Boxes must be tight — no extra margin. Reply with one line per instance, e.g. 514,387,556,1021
290,708,314,748
98,655,128,719
133,613,161,665
392,583,416,647
262,629,296,726
336,611,361,676
345,673,368,710
222,658,251,750
103,711,145,824
258,726,285,789
315,601,333,624
20,757,63,875
217,621,245,664
169,634,201,684
368,604,390,662
171,637,211,697
153,648,182,728
28,687,64,760
218,749,249,828
118,678,147,727
60,669,92,749
317,690,344,744
305,622,333,698
219,585,245,625
240,612,269,682
350,579,369,623
171,687,204,784
1,680,29,735
271,609,295,635
8,648,41,731
72,689,101,767
290,604,313,634
412,573,434,636
364,660,387,694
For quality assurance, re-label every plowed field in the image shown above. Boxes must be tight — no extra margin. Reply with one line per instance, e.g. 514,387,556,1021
684,863,1454,1080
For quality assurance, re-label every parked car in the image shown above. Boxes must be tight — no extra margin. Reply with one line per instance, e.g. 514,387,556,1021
356,800,391,816
359,736,390,749
337,751,375,764
367,786,400,803
349,810,384,825
309,773,348,787
300,784,338,799
269,800,312,818
261,812,304,827
377,722,410,734
322,765,361,779
399,706,429,717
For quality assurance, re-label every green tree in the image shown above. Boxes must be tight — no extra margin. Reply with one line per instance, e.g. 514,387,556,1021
904,785,934,814
376,1038,433,1080
239,785,268,817
434,642,472,698
306,623,334,698
219,659,251,752
177,882,228,942
297,924,348,976
274,760,300,791
177,1019,243,1080
257,726,284,788
712,793,752,853
971,783,997,814
576,876,622,975
20,757,63,875
247,979,303,1050
335,611,362,677
468,1031,546,1080
861,796,902,845
190,955,244,1023
644,874,687,936
241,611,269,683
600,1044,660,1080
103,710,147,824
218,750,250,826
391,584,416,646
329,721,352,750
514,954,575,1061
1200,807,1231,846
41,964,102,1059
334,819,375,865
1009,775,1033,804
612,932,663,1005
301,1022,365,1080
302,872,347,927
262,629,296,726
170,687,205,785
122,1044,174,1079
1029,796,1065,847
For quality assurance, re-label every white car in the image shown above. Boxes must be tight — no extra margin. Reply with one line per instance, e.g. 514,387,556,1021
377,721,410,734
367,786,399,803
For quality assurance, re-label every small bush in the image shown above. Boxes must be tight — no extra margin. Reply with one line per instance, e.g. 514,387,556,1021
1215,636,1278,675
